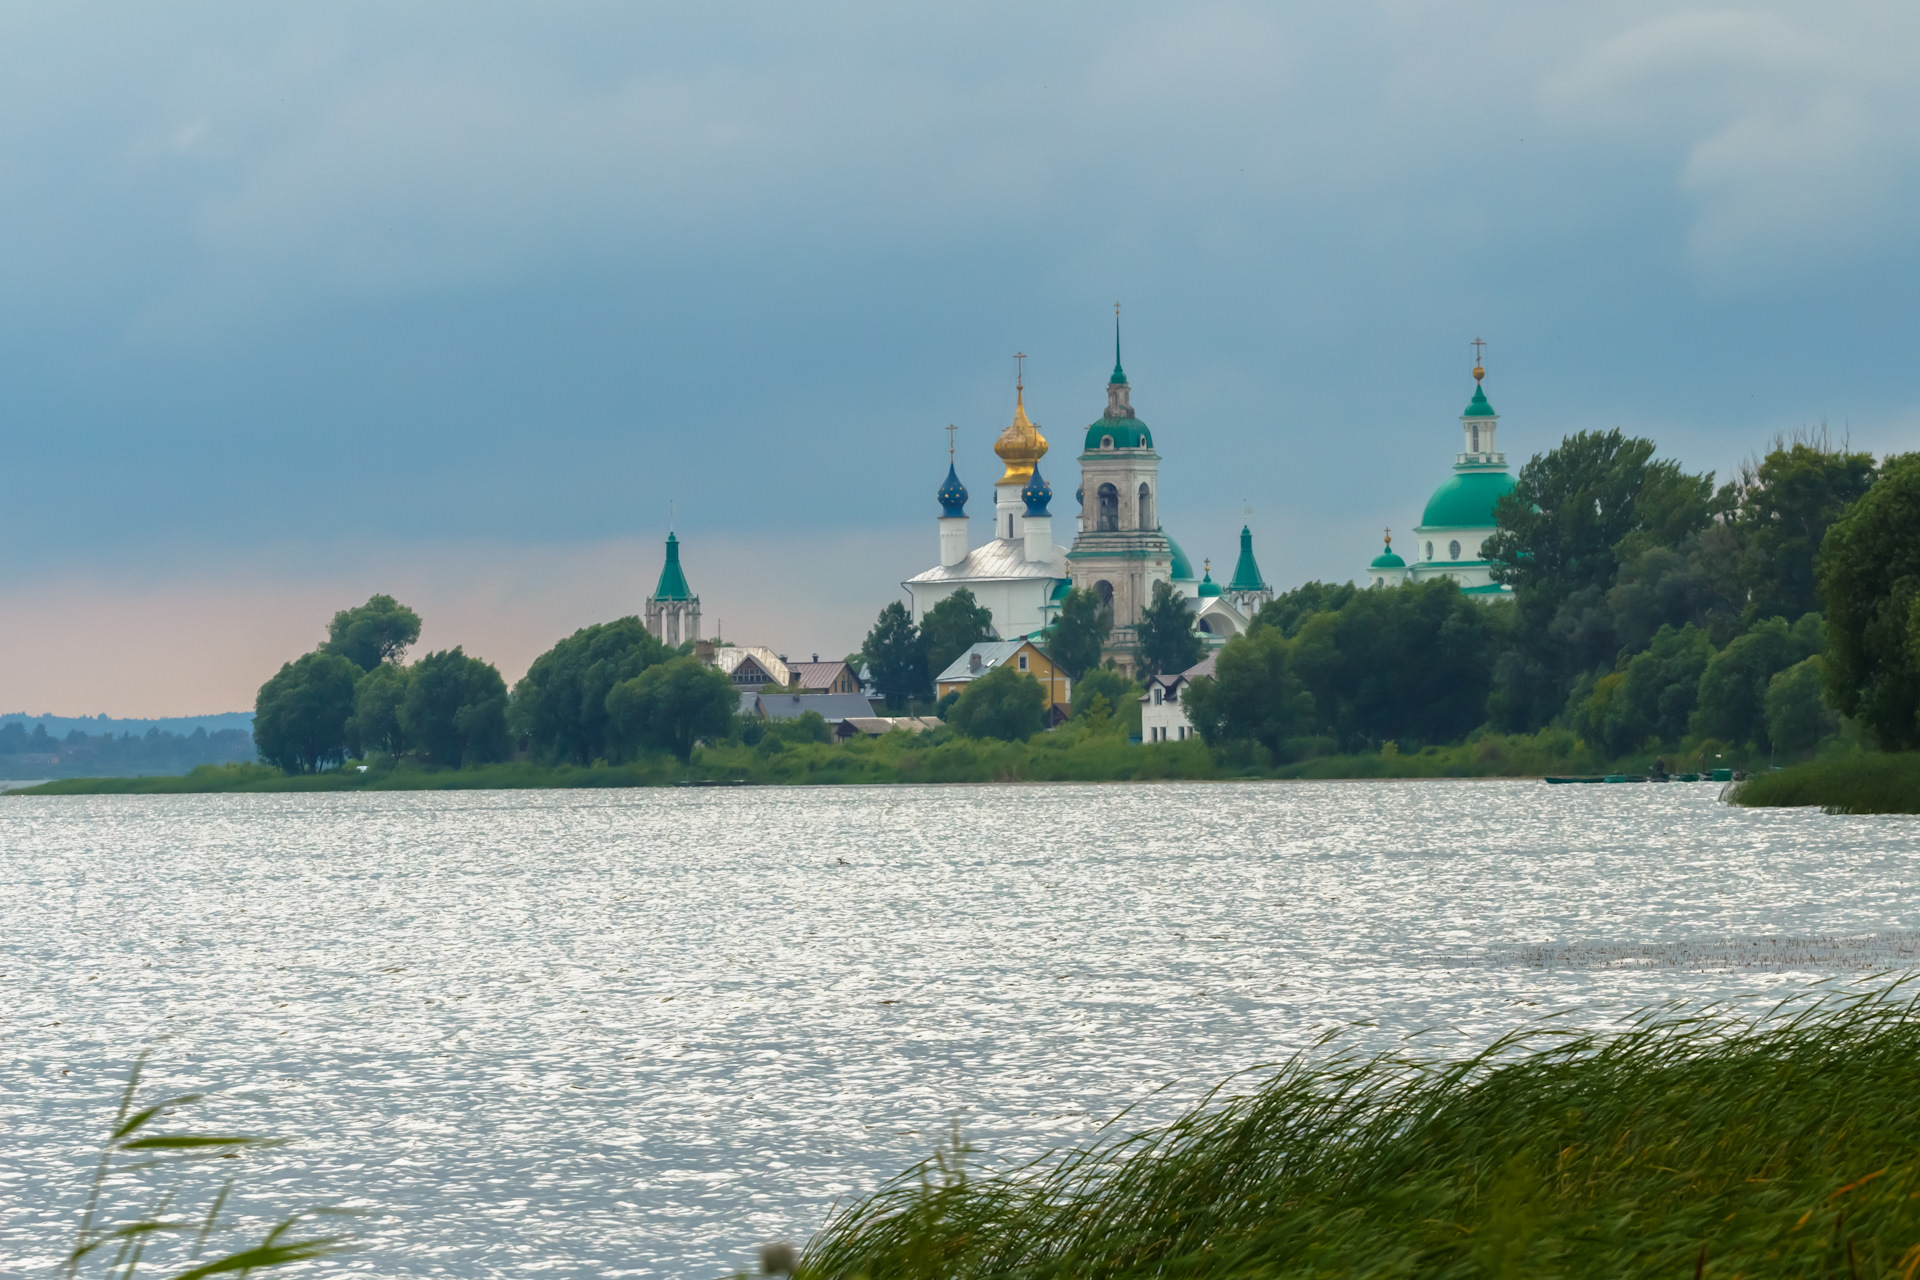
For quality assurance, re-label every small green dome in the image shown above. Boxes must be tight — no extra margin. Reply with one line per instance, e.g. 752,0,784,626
1084,417,1153,451
1165,534,1196,581
1197,568,1222,597
1050,578,1072,602
1463,383,1497,418
1370,548,1406,570
1420,469,1515,529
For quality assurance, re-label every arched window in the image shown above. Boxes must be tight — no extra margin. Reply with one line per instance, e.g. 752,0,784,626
1096,483,1120,532
1137,483,1153,530
1101,435,1115,450
1449,539,1462,560
1425,541,1434,559
1470,424,1480,452
1197,618,1213,634
1095,580,1114,609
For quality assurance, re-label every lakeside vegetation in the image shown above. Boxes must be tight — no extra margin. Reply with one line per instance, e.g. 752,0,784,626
800,983,1920,1279
1735,752,1920,815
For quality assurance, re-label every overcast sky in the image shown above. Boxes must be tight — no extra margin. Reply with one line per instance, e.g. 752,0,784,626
4,1,1919,716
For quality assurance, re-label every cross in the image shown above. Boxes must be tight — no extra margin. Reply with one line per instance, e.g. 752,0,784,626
1114,301,1121,319
1383,526,1392,545
1013,351,1026,387
945,423,956,460
1471,337,1486,365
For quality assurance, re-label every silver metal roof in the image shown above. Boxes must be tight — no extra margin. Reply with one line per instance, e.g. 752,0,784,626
934,638,1045,684
904,537,1070,586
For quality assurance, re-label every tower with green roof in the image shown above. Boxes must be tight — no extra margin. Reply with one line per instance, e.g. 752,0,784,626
644,531,702,645
1388,348,1515,599
1224,524,1271,614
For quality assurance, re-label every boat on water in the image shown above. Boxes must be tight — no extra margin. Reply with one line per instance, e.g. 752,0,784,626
1543,771,1721,785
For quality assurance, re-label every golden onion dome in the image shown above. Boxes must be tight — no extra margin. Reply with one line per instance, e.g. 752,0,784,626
993,382,1049,485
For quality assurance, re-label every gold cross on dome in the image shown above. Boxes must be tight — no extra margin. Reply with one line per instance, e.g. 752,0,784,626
946,423,956,460
1114,301,1121,318
1471,336,1486,365
1013,351,1026,387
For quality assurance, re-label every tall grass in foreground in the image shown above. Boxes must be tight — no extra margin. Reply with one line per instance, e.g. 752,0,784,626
1735,753,1920,814
801,982,1920,1278
67,1054,347,1278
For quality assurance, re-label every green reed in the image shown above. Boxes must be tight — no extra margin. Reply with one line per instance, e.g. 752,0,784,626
66,1054,348,1279
800,981,1920,1278
1735,753,1920,814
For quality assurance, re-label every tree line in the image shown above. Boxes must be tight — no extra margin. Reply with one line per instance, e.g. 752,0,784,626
253,599,741,773
1184,431,1915,765
0,720,254,779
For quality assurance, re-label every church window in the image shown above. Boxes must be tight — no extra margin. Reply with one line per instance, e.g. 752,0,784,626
1449,539,1462,560
1097,484,1119,531
1138,483,1153,529
1197,618,1213,634
1471,425,1480,452
1101,435,1114,450
1425,541,1434,559
1095,579,1114,609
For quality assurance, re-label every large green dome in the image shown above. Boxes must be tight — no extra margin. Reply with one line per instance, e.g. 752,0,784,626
1420,470,1515,530
1164,534,1195,581
1083,416,1153,451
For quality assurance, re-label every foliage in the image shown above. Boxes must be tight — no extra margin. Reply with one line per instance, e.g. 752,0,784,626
1766,655,1837,760
798,984,1920,1280
1047,587,1111,681
605,656,739,762
402,647,510,767
1690,614,1822,748
1071,667,1141,733
252,651,359,774
1252,581,1358,638
1736,438,1878,624
344,661,411,758
1182,628,1312,760
511,617,670,764
1134,580,1204,679
321,593,422,671
0,721,253,780
1817,453,1920,749
946,664,1046,742
863,601,929,711
919,588,996,685
1570,623,1713,757
67,1054,347,1279
1289,580,1494,748
1736,750,1920,813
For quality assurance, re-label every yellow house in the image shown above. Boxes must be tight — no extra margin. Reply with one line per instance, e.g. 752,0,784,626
935,639,1072,723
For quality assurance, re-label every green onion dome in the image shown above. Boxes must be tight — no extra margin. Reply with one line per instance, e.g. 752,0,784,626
1463,383,1497,418
1420,470,1516,529
1021,462,1053,517
1370,544,1406,570
1197,564,1222,597
937,462,968,518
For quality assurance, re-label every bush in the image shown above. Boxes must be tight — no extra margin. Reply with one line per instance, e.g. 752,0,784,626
605,656,739,762
253,650,360,773
948,665,1046,741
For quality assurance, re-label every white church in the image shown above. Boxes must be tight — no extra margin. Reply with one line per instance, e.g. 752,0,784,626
903,325,1273,676
1365,359,1516,597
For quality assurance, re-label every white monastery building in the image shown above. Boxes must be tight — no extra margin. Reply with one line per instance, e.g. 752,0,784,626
1367,359,1516,597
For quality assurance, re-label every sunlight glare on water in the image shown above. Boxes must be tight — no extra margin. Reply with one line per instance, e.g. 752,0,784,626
3,781,1917,1276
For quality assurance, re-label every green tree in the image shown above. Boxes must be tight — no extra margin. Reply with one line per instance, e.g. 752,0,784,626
919,588,996,685
322,594,423,671
947,664,1047,741
1766,655,1837,758
1484,431,1720,728
1071,667,1140,722
1817,454,1920,748
1737,440,1877,624
1135,580,1204,679
253,651,360,773
862,601,929,711
1252,581,1359,638
1047,587,1112,681
402,647,510,767
512,617,670,764
1574,624,1714,755
344,661,412,758
1691,615,1820,747
605,656,740,762
1288,580,1494,749
1181,628,1313,758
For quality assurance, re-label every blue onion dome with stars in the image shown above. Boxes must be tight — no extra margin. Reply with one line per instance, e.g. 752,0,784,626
937,462,968,517
1021,462,1053,517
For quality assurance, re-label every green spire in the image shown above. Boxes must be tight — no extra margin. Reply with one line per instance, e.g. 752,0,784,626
652,532,694,601
1110,313,1127,386
1227,525,1267,593
1463,382,1496,418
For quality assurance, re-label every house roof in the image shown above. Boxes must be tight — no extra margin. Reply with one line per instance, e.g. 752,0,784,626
749,692,878,722
839,716,943,736
789,660,855,691
1140,652,1217,700
934,638,1047,684
712,645,790,686
905,538,1069,586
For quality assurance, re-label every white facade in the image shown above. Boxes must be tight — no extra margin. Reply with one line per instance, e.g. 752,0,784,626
1139,653,1215,743
1369,374,1515,599
904,534,1069,640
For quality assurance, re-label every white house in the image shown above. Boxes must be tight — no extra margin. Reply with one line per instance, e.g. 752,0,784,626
1140,653,1215,743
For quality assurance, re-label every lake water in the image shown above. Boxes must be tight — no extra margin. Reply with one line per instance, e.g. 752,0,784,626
4,781,1918,1276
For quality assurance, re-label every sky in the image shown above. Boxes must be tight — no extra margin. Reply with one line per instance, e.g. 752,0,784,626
3,1,1920,716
